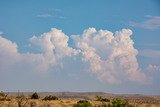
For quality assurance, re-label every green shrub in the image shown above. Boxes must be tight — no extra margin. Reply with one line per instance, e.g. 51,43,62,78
0,91,5,97
109,97,133,107
43,95,58,101
31,92,39,99
73,100,93,107
95,96,110,102
0,91,10,101
112,97,128,105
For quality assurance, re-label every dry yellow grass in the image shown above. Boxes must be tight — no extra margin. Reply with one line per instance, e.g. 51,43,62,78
0,99,77,107
0,99,160,107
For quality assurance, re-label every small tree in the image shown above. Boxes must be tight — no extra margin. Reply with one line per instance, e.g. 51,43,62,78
43,95,58,101
31,92,39,99
111,97,129,107
73,100,93,107
95,96,103,101
0,91,9,101
0,91,5,97
95,96,110,102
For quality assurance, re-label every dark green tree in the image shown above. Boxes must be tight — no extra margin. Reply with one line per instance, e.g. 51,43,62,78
31,92,39,99
111,97,129,107
73,100,93,107
0,91,9,101
95,96,110,102
43,95,58,101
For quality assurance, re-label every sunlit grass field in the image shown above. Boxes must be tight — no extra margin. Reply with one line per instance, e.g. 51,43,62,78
0,99,160,107
0,92,160,107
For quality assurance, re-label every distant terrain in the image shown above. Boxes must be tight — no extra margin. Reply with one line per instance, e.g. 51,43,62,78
7,92,160,103
1,92,160,107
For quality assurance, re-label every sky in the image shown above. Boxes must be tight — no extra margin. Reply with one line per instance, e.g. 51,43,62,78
0,0,160,95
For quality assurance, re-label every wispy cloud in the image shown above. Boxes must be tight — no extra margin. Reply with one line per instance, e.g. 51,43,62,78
36,8,65,19
0,31,3,35
139,49,160,73
130,16,160,29
37,14,53,18
37,14,66,19
137,43,160,47
49,8,61,12
139,49,160,59
147,65,160,72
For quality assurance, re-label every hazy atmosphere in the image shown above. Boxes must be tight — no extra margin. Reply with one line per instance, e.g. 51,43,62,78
0,0,160,95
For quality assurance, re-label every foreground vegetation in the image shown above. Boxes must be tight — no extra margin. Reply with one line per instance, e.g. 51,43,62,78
0,91,160,107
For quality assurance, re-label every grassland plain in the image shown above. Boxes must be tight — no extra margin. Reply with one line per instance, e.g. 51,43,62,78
0,99,160,107
0,92,160,107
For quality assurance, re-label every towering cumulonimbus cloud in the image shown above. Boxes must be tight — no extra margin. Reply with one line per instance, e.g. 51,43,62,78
0,28,79,73
0,28,147,84
28,28,79,72
30,28,79,57
72,28,147,84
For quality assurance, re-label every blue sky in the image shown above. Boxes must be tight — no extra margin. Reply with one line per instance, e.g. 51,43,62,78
0,0,160,95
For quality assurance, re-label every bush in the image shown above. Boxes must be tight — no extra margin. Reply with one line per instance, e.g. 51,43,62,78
73,100,93,107
0,91,10,101
43,95,58,101
31,92,39,99
95,96,110,102
111,97,130,107
0,91,5,97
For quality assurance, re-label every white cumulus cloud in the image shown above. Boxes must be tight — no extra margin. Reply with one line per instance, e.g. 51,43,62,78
72,28,147,84
29,28,79,72
0,29,79,73
0,36,20,72
0,28,148,84
30,28,79,58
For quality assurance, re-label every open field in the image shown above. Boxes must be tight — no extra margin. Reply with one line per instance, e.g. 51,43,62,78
0,92,160,107
0,99,160,107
